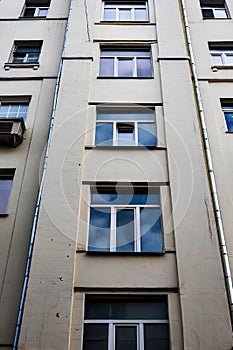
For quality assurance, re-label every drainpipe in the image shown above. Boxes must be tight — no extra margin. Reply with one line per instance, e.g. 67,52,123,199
179,0,233,325
12,0,73,348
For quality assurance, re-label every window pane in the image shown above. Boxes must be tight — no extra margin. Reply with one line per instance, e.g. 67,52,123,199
137,58,152,77
97,111,154,121
13,56,25,63
27,53,39,62
140,208,163,252
135,8,148,21
92,190,160,205
224,112,233,132
144,324,169,350
88,208,111,251
138,123,156,146
83,324,108,350
0,179,13,214
118,59,133,77
116,209,135,252
202,9,214,18
24,8,36,17
100,57,114,76
96,123,113,146
117,124,135,145
104,8,116,20
38,9,48,16
116,326,137,350
85,299,168,320
211,54,222,65
215,9,227,18
101,50,150,57
224,54,233,65
119,9,131,21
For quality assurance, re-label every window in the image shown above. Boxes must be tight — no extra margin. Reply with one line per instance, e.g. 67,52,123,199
88,187,163,253
83,297,169,350
0,102,29,122
95,107,156,146
99,48,152,77
11,41,42,64
103,1,148,21
22,0,50,17
209,43,233,66
0,170,15,215
200,1,229,18
221,101,233,131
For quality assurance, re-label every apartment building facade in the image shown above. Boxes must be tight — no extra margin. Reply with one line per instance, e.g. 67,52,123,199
1,0,233,349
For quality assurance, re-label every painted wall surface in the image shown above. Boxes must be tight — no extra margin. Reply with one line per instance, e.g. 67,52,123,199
0,1,69,347
8,0,233,349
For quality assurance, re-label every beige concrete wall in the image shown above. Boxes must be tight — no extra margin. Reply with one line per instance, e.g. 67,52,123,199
15,0,233,349
0,0,69,347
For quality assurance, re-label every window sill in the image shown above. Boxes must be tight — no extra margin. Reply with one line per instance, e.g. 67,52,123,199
203,17,231,20
225,131,233,133
85,145,166,150
211,65,233,71
82,250,166,255
96,21,154,25
97,76,154,79
0,213,9,218
4,62,40,70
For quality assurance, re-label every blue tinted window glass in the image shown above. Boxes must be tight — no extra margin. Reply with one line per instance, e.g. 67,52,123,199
138,123,156,146
118,59,133,77
116,209,134,252
0,179,13,214
83,324,108,350
104,8,116,20
97,111,154,121
101,50,150,57
224,112,233,132
140,208,163,252
135,8,148,21
95,123,113,146
144,324,169,350
89,208,110,251
92,191,160,205
119,9,131,21
137,58,152,77
100,57,114,76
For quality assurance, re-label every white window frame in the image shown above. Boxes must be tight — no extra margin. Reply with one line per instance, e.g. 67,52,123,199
84,319,168,350
90,202,161,253
100,51,152,77
102,1,148,22
210,49,233,65
96,119,155,146
201,5,228,18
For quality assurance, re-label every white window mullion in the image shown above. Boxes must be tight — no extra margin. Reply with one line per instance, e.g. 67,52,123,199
113,122,117,145
135,207,141,252
109,323,114,350
114,57,118,77
222,53,226,65
111,207,116,252
134,122,139,146
133,56,137,77
139,323,144,350
116,7,120,21
131,8,134,21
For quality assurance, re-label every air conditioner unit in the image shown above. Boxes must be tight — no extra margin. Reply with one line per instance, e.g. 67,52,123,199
0,118,26,147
